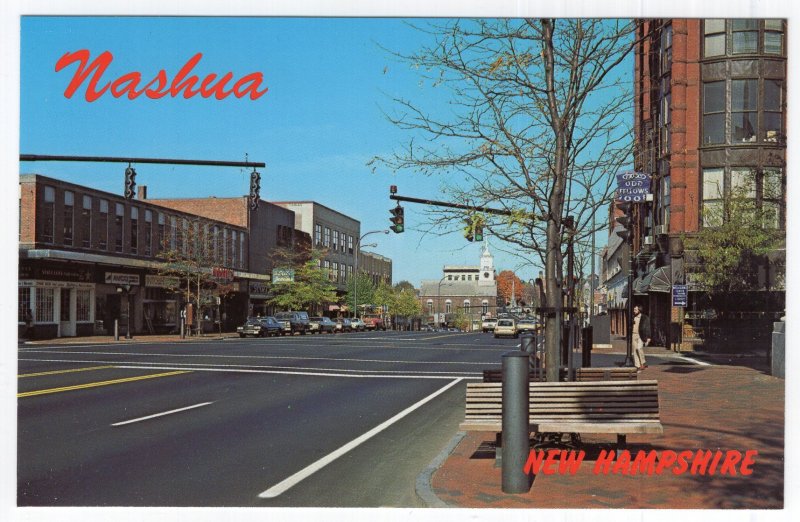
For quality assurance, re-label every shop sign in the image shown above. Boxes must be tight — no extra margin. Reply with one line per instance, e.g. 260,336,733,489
615,170,651,203
272,268,295,284
249,281,271,299
212,267,234,282
105,272,140,286
672,284,688,307
19,264,92,282
145,275,180,288
19,280,95,289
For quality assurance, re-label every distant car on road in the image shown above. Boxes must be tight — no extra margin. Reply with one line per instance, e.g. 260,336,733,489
494,318,517,339
335,318,352,333
362,314,386,331
350,318,366,331
309,316,336,334
515,317,540,335
237,316,282,338
481,318,498,333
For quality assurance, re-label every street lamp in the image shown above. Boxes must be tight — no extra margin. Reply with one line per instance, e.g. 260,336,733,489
353,229,389,319
116,284,133,339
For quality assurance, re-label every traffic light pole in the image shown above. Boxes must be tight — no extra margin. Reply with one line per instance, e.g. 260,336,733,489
624,230,635,367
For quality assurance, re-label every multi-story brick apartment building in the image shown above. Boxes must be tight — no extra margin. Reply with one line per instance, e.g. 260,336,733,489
19,175,270,339
145,194,310,317
625,18,786,350
358,250,393,287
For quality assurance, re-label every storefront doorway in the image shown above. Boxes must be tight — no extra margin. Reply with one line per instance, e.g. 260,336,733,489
59,288,75,337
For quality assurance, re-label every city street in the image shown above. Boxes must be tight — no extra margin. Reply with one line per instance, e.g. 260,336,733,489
17,331,688,507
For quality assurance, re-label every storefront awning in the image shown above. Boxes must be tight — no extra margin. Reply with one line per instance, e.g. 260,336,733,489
649,266,672,293
633,272,654,295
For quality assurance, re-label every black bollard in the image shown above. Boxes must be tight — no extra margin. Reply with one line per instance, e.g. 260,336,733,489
582,326,593,367
502,351,531,493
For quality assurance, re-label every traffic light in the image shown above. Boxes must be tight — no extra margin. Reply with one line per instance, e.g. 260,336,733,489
249,170,261,210
463,219,474,241
124,166,136,200
390,204,404,233
615,202,631,241
473,223,484,242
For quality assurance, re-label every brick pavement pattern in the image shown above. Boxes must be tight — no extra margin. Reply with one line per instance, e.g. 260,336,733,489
432,363,784,509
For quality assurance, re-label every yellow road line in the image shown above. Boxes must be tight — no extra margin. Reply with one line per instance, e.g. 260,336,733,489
18,365,116,378
17,370,191,398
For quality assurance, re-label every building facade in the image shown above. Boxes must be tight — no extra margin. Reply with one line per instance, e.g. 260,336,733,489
418,242,498,329
19,175,266,339
630,19,786,350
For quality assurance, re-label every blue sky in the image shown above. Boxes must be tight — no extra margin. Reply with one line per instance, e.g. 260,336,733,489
20,16,566,285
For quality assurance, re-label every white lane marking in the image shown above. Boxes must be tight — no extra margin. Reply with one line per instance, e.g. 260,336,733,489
257,377,464,499
111,402,214,427
18,349,492,366
18,358,482,380
675,355,712,366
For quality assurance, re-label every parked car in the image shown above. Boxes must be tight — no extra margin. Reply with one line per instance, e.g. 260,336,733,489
362,314,386,331
481,318,498,333
309,316,336,334
421,324,435,332
273,311,310,335
515,317,540,335
350,318,366,331
237,316,281,338
335,318,352,332
494,318,517,339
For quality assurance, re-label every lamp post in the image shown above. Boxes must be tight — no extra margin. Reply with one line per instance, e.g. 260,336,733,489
116,284,133,339
353,229,389,319
437,274,449,329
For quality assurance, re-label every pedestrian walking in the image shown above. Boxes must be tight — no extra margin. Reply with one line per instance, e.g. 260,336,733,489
632,305,651,370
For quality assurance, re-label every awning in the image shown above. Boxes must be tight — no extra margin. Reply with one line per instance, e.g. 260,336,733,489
649,266,672,293
633,272,654,295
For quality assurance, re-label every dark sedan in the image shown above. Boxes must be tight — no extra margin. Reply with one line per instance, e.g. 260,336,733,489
237,316,282,338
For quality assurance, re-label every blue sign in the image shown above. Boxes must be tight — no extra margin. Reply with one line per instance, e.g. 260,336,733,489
615,171,651,203
672,284,688,307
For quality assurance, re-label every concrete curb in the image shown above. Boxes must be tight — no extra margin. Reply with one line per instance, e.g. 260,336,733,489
415,431,466,508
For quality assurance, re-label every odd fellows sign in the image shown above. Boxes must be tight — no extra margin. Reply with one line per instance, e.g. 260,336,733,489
615,171,651,202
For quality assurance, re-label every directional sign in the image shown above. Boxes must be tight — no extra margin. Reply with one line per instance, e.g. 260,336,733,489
272,268,295,284
615,171,651,203
672,284,688,307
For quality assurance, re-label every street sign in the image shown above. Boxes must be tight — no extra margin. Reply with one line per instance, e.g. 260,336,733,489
615,171,651,203
672,284,688,307
272,268,295,284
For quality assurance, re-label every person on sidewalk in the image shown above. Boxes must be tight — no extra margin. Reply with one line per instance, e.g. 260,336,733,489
632,305,651,370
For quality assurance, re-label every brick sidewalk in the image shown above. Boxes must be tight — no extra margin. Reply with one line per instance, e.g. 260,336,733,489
430,362,784,508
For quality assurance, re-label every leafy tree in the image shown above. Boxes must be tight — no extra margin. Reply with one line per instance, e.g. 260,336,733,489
496,270,524,305
451,309,471,331
393,280,416,293
393,288,423,318
343,272,376,316
373,282,397,312
693,170,784,296
266,249,338,311
374,19,636,379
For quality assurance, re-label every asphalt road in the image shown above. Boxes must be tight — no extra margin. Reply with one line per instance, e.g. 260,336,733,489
17,331,663,507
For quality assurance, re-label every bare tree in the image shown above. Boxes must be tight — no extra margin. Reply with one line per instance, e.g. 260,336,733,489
373,19,636,379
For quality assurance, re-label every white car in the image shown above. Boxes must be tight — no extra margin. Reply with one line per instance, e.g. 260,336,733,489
494,318,517,339
481,318,498,333
350,318,366,331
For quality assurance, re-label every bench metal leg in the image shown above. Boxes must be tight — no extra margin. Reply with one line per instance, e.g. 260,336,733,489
617,434,627,448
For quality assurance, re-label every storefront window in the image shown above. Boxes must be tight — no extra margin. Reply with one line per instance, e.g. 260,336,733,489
36,287,55,323
19,287,31,322
76,290,91,322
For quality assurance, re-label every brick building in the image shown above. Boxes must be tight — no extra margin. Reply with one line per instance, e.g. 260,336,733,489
19,175,268,339
627,19,786,350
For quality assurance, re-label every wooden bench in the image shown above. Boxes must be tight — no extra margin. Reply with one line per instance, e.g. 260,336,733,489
460,380,663,456
482,367,639,383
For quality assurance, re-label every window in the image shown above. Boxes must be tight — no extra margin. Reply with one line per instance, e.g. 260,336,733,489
660,24,672,75
182,219,189,256
170,217,178,250
347,265,353,281
19,287,31,322
732,19,758,54
76,289,91,322
144,210,152,256
482,300,489,315
231,230,237,267
703,81,726,145
99,199,109,250
130,206,139,254
764,80,783,142
762,168,783,229
427,300,434,315
659,175,671,229
445,300,452,314
63,191,74,246
158,213,166,251
332,230,339,250
81,196,92,248
764,19,784,54
333,262,339,282
704,19,726,57
42,186,55,243
36,287,55,322
115,203,124,253
240,233,245,269
324,227,331,247
341,232,346,252
731,79,757,142
315,223,322,245
702,168,724,227
463,300,470,312
447,275,452,281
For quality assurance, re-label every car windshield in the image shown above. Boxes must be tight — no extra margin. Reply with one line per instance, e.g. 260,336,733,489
246,319,263,325
498,320,513,326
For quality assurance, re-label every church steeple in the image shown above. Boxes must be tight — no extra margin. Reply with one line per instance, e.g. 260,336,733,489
479,239,495,285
